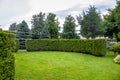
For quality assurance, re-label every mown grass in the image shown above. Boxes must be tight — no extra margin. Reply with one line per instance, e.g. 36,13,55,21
15,51,120,80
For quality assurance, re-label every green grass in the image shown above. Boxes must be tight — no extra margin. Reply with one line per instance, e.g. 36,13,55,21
15,51,120,80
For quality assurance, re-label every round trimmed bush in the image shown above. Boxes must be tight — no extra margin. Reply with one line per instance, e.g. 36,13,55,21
114,55,120,64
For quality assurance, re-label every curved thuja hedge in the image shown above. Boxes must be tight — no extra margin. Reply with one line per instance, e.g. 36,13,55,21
0,30,15,80
26,39,107,56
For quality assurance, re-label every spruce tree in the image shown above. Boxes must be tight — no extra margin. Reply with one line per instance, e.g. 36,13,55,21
16,20,30,39
16,20,30,49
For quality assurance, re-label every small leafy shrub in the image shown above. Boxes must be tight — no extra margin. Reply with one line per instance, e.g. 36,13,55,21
107,39,117,50
117,32,120,41
26,39,107,56
0,29,15,80
114,55,120,64
110,42,120,54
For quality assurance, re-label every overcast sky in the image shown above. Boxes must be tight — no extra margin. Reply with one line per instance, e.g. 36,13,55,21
0,0,116,30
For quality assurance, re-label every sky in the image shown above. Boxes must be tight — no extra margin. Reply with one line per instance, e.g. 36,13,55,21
0,0,116,30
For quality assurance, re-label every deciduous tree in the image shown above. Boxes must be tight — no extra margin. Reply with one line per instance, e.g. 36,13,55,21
46,13,59,39
62,15,79,39
31,12,46,39
103,1,120,41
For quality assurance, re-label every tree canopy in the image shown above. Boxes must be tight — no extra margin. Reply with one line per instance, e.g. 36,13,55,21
31,12,46,39
9,23,17,33
62,15,79,39
77,5,102,39
8,4,119,40
46,13,59,39
16,20,30,39
103,1,120,41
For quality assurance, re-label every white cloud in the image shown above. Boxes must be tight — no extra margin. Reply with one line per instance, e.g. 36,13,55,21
0,0,116,30
0,0,30,27
29,0,89,12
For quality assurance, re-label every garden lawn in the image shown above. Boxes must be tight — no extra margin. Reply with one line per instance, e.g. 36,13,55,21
15,51,120,80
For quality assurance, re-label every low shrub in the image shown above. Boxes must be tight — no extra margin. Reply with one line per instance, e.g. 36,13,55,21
110,42,120,54
0,29,15,80
114,55,120,64
26,39,107,56
107,40,117,50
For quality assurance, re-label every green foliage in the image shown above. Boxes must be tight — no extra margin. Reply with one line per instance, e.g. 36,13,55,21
114,55,120,64
18,39,26,49
16,20,30,39
41,26,50,39
0,29,15,80
77,5,102,38
31,12,49,39
9,23,17,33
103,1,120,41
15,39,19,52
16,20,30,49
62,15,79,39
26,39,107,56
46,13,59,39
5,31,18,52
111,42,120,54
117,32,120,40
8,32,17,52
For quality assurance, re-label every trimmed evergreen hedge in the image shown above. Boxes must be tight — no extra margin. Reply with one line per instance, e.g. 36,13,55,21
0,30,15,80
15,39,19,52
26,39,107,56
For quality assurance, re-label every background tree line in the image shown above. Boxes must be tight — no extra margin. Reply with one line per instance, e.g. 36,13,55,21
9,1,120,41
